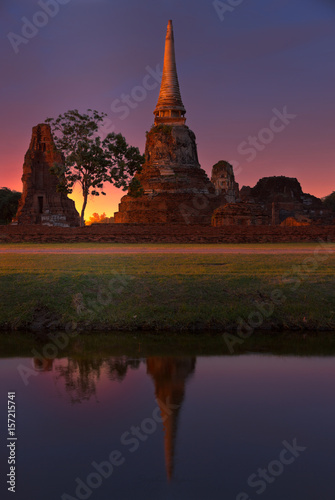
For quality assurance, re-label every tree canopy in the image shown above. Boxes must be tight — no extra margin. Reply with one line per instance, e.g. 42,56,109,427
0,187,21,224
46,109,144,226
323,191,335,212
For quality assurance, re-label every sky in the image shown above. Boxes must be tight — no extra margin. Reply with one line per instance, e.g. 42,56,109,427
1,0,334,219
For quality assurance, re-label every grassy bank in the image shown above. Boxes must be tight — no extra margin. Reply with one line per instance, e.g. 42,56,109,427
0,244,334,333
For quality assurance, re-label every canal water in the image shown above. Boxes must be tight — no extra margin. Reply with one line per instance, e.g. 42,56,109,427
1,350,334,499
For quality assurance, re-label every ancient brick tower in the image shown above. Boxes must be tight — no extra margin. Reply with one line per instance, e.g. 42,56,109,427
114,20,224,224
13,123,80,227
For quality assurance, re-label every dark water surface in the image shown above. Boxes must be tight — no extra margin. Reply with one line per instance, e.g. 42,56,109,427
1,351,334,500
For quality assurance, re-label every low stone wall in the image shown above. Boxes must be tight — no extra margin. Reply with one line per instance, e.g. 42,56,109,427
1,224,335,243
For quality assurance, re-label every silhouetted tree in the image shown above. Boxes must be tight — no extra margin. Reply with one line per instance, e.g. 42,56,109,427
323,191,335,212
0,187,21,224
46,109,144,226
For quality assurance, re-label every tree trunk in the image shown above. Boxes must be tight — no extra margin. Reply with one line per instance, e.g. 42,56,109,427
80,193,88,227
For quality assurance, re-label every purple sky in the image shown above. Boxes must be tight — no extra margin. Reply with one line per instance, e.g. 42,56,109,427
1,0,334,218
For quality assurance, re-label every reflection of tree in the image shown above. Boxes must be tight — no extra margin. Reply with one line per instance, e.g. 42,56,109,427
106,356,141,381
146,357,196,481
49,356,143,404
54,357,102,404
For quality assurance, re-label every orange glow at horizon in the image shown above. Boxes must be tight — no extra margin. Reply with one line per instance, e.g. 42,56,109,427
3,145,333,222
69,184,124,221
1,2,334,217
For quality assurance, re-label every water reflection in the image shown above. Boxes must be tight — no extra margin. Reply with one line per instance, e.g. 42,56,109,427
147,357,196,480
107,356,142,381
32,354,195,480
2,351,335,499
33,355,143,403
33,357,53,372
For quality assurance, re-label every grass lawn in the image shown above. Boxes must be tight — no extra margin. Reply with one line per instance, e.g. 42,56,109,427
0,244,334,333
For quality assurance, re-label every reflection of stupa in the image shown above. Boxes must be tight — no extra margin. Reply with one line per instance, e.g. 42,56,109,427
146,357,196,481
33,357,54,371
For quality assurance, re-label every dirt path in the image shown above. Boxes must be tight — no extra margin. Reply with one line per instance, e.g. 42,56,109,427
0,245,334,254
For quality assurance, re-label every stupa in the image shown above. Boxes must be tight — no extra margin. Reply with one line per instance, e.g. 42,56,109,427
114,20,224,224
13,123,80,227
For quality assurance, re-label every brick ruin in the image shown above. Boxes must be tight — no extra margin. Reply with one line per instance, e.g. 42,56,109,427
114,124,228,224
114,20,225,225
114,21,332,228
212,202,271,227
13,123,80,227
1,223,334,244
240,176,332,225
211,160,239,203
11,22,332,230
211,175,333,227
